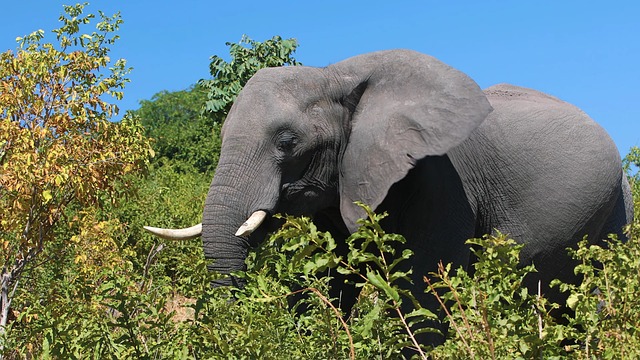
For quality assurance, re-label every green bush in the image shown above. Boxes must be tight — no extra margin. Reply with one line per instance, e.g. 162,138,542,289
428,234,566,359
552,236,640,359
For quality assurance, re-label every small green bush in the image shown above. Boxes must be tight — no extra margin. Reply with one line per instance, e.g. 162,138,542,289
428,235,566,359
552,235,640,359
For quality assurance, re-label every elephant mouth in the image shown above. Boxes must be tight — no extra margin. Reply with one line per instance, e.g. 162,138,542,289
282,181,318,201
280,180,336,215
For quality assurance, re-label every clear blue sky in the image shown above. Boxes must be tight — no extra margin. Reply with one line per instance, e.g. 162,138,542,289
1,1,638,155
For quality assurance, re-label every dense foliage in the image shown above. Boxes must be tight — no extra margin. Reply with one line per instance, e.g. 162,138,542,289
136,85,219,174
2,4,640,359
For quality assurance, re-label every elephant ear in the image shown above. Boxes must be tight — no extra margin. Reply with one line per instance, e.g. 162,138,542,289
329,50,492,232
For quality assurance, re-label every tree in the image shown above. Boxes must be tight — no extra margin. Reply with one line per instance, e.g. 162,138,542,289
135,84,220,174
199,35,300,122
0,3,151,350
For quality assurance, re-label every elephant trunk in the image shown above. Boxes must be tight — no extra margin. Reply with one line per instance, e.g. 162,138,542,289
202,150,280,287
202,196,249,287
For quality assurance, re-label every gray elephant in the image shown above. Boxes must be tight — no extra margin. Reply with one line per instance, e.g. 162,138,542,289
145,50,633,344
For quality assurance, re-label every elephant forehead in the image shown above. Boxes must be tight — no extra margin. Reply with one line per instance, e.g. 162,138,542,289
230,72,329,121
221,89,302,143
247,66,329,97
230,84,299,123
251,65,323,83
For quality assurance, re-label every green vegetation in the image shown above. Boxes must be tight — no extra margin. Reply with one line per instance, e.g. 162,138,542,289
137,85,219,174
2,4,640,359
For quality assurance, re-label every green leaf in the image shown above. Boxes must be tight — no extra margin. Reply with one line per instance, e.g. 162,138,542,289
366,269,400,302
406,307,437,320
566,293,580,310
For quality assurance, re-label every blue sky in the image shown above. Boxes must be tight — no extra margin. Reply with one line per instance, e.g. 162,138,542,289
1,1,638,155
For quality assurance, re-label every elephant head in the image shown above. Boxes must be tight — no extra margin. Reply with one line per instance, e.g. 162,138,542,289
145,50,492,286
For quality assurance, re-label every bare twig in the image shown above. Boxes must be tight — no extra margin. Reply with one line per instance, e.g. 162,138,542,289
142,243,164,281
480,303,495,360
305,287,355,360
536,280,544,360
393,303,428,359
602,264,614,314
537,280,543,340
438,262,475,341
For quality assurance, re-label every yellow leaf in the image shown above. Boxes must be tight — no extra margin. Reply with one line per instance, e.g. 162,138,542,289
42,190,52,202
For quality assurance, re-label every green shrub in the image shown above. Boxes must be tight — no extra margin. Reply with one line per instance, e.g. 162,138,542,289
239,203,433,359
428,235,566,359
179,203,429,359
552,235,640,359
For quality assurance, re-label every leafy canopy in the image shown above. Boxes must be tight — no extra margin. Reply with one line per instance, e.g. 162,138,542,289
135,85,220,174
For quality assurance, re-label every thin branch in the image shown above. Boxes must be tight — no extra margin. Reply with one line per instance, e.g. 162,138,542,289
535,280,544,360
480,302,496,360
8,278,19,309
140,243,164,293
602,263,614,314
537,280,543,340
436,262,474,341
306,287,355,360
143,243,164,280
392,302,428,359
264,287,356,360
424,275,474,357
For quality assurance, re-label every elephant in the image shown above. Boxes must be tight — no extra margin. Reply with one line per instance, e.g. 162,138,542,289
145,49,633,345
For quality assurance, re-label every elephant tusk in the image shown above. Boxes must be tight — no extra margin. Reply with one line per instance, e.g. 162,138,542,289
143,223,202,240
235,210,268,237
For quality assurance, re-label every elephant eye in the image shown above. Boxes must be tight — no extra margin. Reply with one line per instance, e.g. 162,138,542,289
277,133,298,153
